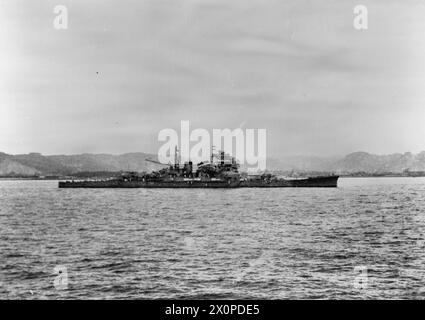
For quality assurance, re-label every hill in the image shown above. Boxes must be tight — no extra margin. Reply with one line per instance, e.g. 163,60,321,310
0,152,159,177
1,150,425,177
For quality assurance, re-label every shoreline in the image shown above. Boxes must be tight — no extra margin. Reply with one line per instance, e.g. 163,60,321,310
2,175,425,181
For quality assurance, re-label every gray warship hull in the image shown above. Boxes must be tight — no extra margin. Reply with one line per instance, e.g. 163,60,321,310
58,175,338,188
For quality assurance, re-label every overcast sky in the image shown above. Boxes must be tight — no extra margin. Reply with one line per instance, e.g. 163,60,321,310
1,0,425,157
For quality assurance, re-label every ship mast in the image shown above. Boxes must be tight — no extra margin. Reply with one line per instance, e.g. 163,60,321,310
210,145,215,164
174,145,180,169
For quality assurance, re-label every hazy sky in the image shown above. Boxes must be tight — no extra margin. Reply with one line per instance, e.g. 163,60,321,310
1,0,425,157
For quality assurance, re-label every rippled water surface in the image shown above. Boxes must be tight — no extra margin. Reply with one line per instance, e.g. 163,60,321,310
1,178,425,299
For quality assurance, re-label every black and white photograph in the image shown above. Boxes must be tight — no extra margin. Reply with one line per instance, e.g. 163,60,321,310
1,0,425,305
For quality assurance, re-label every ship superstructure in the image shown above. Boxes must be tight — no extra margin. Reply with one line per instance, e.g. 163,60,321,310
58,149,338,188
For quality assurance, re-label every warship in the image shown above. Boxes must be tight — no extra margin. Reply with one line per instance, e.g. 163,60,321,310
58,148,338,188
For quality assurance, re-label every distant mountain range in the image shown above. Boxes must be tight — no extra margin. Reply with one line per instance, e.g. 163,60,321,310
0,152,157,176
1,151,425,177
268,151,425,173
